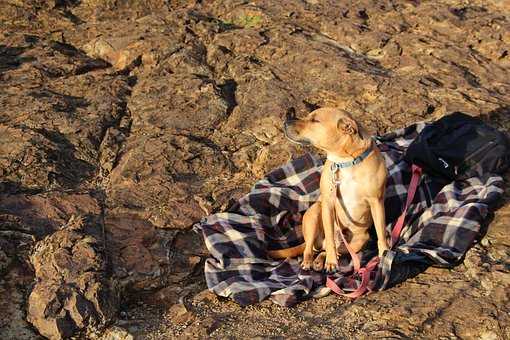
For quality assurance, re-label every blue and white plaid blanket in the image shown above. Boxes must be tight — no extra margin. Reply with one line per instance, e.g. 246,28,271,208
196,123,504,306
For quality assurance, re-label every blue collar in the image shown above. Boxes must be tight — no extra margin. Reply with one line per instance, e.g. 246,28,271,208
330,146,373,171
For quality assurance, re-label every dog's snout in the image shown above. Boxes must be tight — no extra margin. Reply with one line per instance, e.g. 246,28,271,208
285,107,297,122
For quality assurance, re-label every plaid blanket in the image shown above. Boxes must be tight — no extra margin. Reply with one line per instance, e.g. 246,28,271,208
195,123,504,306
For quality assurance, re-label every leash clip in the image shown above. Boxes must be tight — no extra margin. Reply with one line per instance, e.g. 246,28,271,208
330,163,342,187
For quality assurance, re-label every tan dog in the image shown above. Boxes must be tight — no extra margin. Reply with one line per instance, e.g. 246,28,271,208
268,108,389,272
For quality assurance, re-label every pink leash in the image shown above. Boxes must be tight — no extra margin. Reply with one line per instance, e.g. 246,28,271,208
390,164,422,247
326,164,423,298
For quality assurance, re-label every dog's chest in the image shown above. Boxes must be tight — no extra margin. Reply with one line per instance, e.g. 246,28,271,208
332,168,371,224
337,173,363,206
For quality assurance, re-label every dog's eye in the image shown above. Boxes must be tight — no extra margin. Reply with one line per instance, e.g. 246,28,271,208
310,118,319,123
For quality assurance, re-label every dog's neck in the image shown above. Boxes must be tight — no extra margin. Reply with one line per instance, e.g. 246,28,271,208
326,127,373,163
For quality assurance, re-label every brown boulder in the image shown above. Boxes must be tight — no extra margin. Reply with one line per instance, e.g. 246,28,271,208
27,216,118,339
104,212,206,292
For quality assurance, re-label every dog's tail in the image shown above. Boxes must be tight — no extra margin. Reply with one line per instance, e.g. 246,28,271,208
267,243,305,259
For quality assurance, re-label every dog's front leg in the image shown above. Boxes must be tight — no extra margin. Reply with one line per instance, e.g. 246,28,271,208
369,197,389,257
301,201,322,270
321,197,338,272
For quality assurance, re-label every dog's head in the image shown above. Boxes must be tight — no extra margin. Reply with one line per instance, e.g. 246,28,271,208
283,107,360,153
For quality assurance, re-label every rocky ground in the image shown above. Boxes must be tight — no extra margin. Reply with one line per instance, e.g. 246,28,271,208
0,0,509,339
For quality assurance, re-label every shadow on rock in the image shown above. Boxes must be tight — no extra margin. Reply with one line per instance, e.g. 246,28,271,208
0,45,35,74
32,127,96,190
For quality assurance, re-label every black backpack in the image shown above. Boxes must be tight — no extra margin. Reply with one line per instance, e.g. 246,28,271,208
404,112,510,181
382,112,510,290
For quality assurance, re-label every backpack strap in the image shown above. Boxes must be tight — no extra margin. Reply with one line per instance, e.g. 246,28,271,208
326,164,423,298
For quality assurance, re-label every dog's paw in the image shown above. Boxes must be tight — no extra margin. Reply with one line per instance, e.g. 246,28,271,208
301,251,315,270
324,261,338,273
324,254,339,273
301,259,313,271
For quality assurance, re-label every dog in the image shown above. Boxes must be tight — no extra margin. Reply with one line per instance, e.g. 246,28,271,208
268,107,389,273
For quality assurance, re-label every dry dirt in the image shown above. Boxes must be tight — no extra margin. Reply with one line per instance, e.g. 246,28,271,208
0,0,509,339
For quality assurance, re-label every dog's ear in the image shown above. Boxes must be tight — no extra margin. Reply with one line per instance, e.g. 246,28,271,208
337,116,358,135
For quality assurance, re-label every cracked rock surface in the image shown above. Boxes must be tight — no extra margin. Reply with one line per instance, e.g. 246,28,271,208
0,0,509,339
